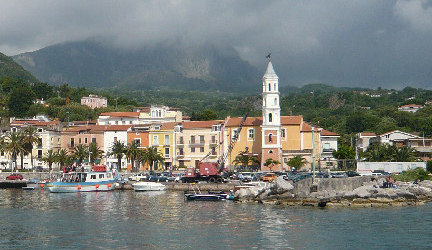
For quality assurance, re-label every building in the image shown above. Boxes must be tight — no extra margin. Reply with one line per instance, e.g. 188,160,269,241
174,120,224,169
0,117,61,170
319,129,340,169
398,104,424,113
81,94,108,109
356,132,377,151
98,105,182,125
126,125,150,171
103,125,133,170
378,130,421,145
148,122,175,170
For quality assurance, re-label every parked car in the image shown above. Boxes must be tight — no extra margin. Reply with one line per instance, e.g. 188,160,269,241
330,172,348,178
315,172,330,178
173,173,185,182
346,171,360,177
6,174,23,180
263,173,277,182
372,170,390,176
129,173,149,182
149,173,168,182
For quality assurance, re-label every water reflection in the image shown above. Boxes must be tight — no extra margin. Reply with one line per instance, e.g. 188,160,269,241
0,189,432,249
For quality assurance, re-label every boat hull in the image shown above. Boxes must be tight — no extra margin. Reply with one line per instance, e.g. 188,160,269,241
47,180,117,193
133,182,166,191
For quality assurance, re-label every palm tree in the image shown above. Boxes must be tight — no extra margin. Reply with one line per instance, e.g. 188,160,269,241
146,146,164,171
233,150,260,171
109,141,126,171
22,126,40,171
393,146,417,162
125,141,140,172
263,158,280,172
89,142,104,166
287,155,307,171
55,149,70,169
72,144,88,166
41,149,57,172
4,132,25,172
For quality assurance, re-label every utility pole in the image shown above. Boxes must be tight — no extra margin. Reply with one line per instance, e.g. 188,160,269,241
311,123,316,184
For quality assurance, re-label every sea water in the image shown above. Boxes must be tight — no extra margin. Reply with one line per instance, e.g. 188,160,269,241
0,189,431,249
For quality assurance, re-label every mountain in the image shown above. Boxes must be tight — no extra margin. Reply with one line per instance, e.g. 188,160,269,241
0,52,38,82
13,40,261,93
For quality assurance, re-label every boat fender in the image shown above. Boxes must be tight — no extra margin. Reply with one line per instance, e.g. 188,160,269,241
107,184,111,188
40,184,45,188
96,184,100,189
78,185,82,190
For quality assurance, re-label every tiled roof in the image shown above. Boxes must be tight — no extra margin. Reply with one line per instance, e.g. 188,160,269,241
99,112,140,117
399,104,423,108
65,125,132,132
321,129,339,136
181,120,224,129
360,132,376,137
160,122,175,130
10,120,60,126
225,116,302,127
301,122,320,132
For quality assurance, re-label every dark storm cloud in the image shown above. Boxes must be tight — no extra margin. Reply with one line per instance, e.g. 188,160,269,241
0,0,431,88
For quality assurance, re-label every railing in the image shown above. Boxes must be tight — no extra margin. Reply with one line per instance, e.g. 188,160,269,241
189,140,205,145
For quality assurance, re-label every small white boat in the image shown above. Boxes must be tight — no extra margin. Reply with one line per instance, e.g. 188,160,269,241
133,182,166,191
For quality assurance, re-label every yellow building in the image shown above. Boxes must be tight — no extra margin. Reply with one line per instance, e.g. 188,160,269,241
148,122,175,170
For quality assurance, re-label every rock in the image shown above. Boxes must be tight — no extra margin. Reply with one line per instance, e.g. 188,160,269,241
269,177,294,195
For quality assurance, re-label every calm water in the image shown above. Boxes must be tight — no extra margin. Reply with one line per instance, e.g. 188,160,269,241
0,189,431,249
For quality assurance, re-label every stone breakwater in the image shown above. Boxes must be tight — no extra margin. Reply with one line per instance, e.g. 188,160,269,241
235,176,432,207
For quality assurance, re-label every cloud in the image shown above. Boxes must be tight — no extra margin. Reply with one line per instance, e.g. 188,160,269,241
0,0,431,88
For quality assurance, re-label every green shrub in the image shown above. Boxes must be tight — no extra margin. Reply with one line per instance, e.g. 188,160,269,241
393,168,432,182
427,160,432,173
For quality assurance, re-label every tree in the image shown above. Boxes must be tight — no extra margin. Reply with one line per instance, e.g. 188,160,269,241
109,141,126,171
89,142,103,166
3,132,25,171
22,126,40,171
392,146,417,162
287,155,307,170
72,144,88,165
31,82,55,100
55,149,70,168
41,149,57,172
145,146,164,171
263,158,280,171
233,150,260,171
125,141,140,172
8,86,35,117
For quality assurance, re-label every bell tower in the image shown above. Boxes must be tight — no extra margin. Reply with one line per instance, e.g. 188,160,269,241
261,59,282,171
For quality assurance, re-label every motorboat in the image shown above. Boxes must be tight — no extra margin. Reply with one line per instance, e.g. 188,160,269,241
184,192,234,201
133,182,166,191
46,165,117,193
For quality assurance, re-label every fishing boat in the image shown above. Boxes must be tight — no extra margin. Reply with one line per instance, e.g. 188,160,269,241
46,165,117,193
133,182,166,191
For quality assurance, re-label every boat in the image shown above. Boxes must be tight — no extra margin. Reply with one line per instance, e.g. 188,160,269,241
46,165,117,193
133,182,166,191
184,184,234,201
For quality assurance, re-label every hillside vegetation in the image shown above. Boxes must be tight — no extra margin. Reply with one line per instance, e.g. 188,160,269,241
0,52,38,82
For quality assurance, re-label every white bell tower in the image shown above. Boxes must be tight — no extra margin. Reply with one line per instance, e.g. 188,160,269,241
261,59,282,171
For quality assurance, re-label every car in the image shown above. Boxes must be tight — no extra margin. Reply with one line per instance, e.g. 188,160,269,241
129,173,149,181
346,171,360,177
149,173,168,182
263,173,277,182
372,170,390,176
330,172,348,178
6,174,23,180
315,172,329,178
238,172,254,182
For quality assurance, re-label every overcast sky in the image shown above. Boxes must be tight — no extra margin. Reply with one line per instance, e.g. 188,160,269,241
1,0,432,88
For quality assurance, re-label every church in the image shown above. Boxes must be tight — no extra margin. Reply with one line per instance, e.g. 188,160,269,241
223,60,335,171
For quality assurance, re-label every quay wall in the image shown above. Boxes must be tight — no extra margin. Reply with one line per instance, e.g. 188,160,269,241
293,176,381,195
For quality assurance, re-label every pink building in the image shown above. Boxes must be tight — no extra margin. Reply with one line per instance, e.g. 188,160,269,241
81,95,108,109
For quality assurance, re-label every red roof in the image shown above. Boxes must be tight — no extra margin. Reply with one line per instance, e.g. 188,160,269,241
225,116,302,127
10,120,60,126
65,125,132,132
301,122,320,132
360,132,376,137
99,112,140,118
321,129,339,136
181,120,224,129
399,104,423,108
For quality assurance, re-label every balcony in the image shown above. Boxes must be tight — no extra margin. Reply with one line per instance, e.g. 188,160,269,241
209,140,218,145
189,140,205,146
177,138,184,145
67,143,75,148
164,154,170,158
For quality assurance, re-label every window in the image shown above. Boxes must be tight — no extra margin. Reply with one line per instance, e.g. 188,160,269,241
114,137,117,142
211,147,216,155
274,98,277,105
158,110,161,117
38,150,42,158
268,83,271,91
200,147,204,152
38,128,43,132
211,135,216,143
164,148,169,156
269,134,273,142
281,129,286,138
70,138,75,147
153,135,158,145
92,138,96,143
165,135,170,145
38,138,42,147
129,121,132,124
1,151,4,156
324,143,330,150
85,138,88,144
248,129,255,140
91,175,96,180
269,150,273,154
179,136,184,144
269,113,272,122
115,121,118,125
199,135,204,144
274,83,276,91
191,147,195,152
191,136,195,144
99,174,104,179
232,128,240,140
122,121,125,124
179,148,184,155
134,139,141,147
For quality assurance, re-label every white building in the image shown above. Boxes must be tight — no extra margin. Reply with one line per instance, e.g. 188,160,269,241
398,104,424,113
320,129,340,168
98,105,182,125
357,162,426,175
378,130,421,145
81,94,108,109
356,132,377,151
103,126,131,170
